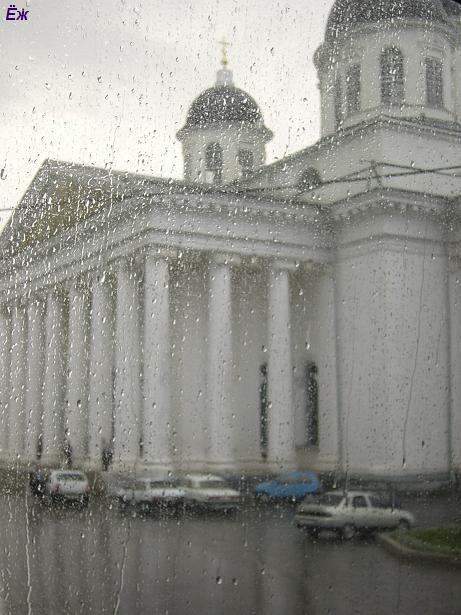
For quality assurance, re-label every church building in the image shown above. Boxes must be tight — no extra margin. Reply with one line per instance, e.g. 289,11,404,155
1,0,461,487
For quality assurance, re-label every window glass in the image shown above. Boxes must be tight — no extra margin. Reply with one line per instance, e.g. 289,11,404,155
425,57,443,107
345,64,361,115
381,47,404,105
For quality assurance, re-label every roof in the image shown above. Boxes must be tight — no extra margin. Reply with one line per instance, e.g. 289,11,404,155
183,85,263,128
325,0,454,40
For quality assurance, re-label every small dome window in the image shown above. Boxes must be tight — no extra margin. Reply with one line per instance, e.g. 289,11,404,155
334,76,343,130
238,149,254,180
345,64,361,116
205,142,223,184
425,57,444,108
297,168,322,191
381,47,404,106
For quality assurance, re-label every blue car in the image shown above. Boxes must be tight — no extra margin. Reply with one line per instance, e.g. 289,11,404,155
254,471,321,501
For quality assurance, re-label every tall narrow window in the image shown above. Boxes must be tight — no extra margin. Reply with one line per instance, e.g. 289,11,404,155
425,57,443,108
205,142,223,184
381,47,404,105
259,363,268,459
334,76,343,129
238,149,254,180
306,362,319,447
345,64,361,116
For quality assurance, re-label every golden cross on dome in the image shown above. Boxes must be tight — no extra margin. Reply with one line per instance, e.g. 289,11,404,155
219,37,230,67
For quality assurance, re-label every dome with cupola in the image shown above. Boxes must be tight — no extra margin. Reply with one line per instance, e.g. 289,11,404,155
325,0,454,41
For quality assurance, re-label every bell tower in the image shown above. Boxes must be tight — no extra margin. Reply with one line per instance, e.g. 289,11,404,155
177,44,273,184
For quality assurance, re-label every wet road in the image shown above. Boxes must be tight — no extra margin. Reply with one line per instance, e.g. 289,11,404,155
0,492,459,614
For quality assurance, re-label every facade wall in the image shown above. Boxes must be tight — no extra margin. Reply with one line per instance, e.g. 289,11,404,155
335,218,451,478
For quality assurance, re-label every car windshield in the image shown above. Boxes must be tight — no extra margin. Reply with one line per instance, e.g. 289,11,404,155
55,473,85,482
200,481,226,489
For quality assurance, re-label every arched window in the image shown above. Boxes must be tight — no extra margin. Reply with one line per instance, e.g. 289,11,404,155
334,76,343,129
297,168,322,192
425,57,443,108
381,47,404,105
238,149,254,180
205,142,223,184
345,64,361,116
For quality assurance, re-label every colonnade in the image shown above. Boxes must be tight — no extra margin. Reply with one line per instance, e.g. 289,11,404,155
0,248,300,472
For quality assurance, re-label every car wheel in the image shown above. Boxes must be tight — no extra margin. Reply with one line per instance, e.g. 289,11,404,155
398,519,410,531
342,524,356,540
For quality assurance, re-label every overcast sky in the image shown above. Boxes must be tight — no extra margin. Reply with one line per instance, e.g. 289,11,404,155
0,0,335,226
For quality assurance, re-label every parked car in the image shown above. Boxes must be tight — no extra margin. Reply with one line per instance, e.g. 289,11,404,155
254,471,321,502
113,477,185,511
294,490,414,539
182,474,241,511
45,470,90,507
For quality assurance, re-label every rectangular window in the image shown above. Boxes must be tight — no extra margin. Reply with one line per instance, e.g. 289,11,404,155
238,149,254,180
259,364,268,458
425,57,443,108
306,362,319,446
334,77,343,129
381,47,404,106
345,64,361,116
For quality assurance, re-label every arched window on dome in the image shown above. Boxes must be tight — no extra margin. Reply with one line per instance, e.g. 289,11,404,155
425,57,444,108
345,64,361,116
238,149,254,180
297,168,322,192
334,76,343,129
205,142,223,184
381,47,404,106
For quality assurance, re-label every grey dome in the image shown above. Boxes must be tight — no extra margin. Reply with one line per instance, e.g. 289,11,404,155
184,85,263,128
326,0,451,40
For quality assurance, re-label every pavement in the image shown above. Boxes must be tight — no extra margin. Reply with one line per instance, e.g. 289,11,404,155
0,489,459,614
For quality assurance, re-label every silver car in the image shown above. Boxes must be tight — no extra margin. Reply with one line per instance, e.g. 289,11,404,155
182,474,241,511
294,490,415,539
45,470,90,507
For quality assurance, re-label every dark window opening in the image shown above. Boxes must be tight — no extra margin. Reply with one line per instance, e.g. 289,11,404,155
334,76,343,129
306,361,318,446
297,168,322,191
345,64,361,116
381,47,404,106
205,142,223,183
238,149,254,180
425,57,443,108
259,363,268,459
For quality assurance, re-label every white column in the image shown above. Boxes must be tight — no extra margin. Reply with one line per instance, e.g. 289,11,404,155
0,303,11,458
65,280,89,466
267,262,296,469
8,299,27,458
113,257,141,469
208,254,236,467
142,249,174,468
42,288,67,465
87,270,114,469
24,296,45,462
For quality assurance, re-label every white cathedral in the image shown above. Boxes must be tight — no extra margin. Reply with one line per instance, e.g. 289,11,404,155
1,0,461,487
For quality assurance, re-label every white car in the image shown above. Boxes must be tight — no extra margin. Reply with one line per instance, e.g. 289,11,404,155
294,490,415,539
114,477,185,511
45,470,90,507
182,474,241,511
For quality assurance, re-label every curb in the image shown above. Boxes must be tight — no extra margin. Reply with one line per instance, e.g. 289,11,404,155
377,532,461,568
